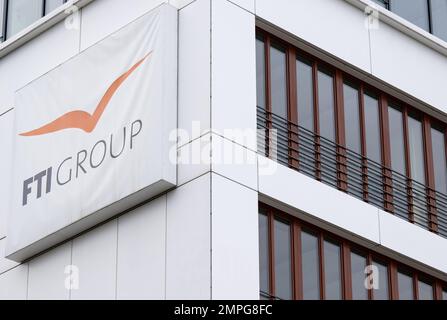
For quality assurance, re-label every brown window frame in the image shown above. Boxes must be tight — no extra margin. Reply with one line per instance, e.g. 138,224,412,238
256,28,447,237
259,203,447,300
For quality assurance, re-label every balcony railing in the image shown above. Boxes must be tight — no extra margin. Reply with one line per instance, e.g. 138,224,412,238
257,106,447,238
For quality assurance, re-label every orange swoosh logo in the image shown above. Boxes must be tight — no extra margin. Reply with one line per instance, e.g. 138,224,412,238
19,52,152,137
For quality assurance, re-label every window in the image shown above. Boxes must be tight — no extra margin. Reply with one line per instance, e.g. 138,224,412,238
371,0,389,8
431,0,447,42
0,0,4,42
343,83,363,199
258,212,269,298
259,204,447,300
2,0,68,41
418,279,434,300
274,219,292,300
256,30,447,239
397,270,414,300
443,288,447,300
391,0,430,31
301,230,320,300
351,252,368,300
372,260,389,300
6,0,43,39
256,36,266,110
323,240,342,300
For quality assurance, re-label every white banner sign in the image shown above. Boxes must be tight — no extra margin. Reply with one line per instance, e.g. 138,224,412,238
6,5,178,261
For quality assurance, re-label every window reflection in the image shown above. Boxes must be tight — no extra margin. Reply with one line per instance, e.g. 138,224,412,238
391,0,430,31
397,271,414,300
258,213,269,295
301,231,320,300
323,240,342,300
274,219,292,300
372,261,389,300
418,280,433,300
351,252,368,300
6,0,43,39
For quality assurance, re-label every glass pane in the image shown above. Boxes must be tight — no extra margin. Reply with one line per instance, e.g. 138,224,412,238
301,231,320,300
6,0,43,39
397,271,414,300
431,127,447,194
430,0,447,42
297,58,315,178
297,59,314,132
259,213,269,295
0,0,4,41
351,252,367,300
318,70,335,142
443,289,447,300
270,45,288,165
364,93,383,207
418,280,433,300
323,240,341,300
371,0,387,8
372,261,389,300
389,106,406,175
388,106,408,218
270,45,287,119
408,116,427,228
391,0,430,31
318,70,337,186
45,0,65,14
274,220,292,300
256,37,266,110
344,83,363,199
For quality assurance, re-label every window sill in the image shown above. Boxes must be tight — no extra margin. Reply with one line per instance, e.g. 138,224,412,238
0,0,95,59
345,0,447,57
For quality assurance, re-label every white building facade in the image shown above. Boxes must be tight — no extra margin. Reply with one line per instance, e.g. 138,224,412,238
0,0,446,300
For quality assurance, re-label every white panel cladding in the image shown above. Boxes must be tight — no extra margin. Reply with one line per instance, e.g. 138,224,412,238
256,0,371,73
178,0,211,143
0,110,13,239
378,209,447,275
116,196,166,300
211,134,257,190
70,220,117,300
27,242,71,300
178,133,212,186
211,174,259,299
0,264,28,300
166,173,211,299
79,0,166,51
369,21,447,115
212,0,257,151
228,0,255,13
0,238,19,275
258,155,381,244
0,21,80,115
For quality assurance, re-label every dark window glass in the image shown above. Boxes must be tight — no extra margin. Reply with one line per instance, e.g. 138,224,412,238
6,0,43,39
270,45,287,119
297,58,315,177
318,70,337,186
323,240,342,300
443,289,447,300
344,83,363,199
256,37,266,110
0,0,4,42
408,116,427,228
372,260,389,300
389,106,406,175
371,0,387,8
297,58,314,131
397,271,414,300
274,219,292,300
364,94,381,163
318,70,335,142
301,231,320,300
351,252,368,300
388,106,408,218
364,93,383,206
45,0,65,14
259,213,269,295
418,280,433,300
430,0,447,42
390,0,430,31
431,127,447,194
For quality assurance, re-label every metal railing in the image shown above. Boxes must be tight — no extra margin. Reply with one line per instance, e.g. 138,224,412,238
257,106,447,238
